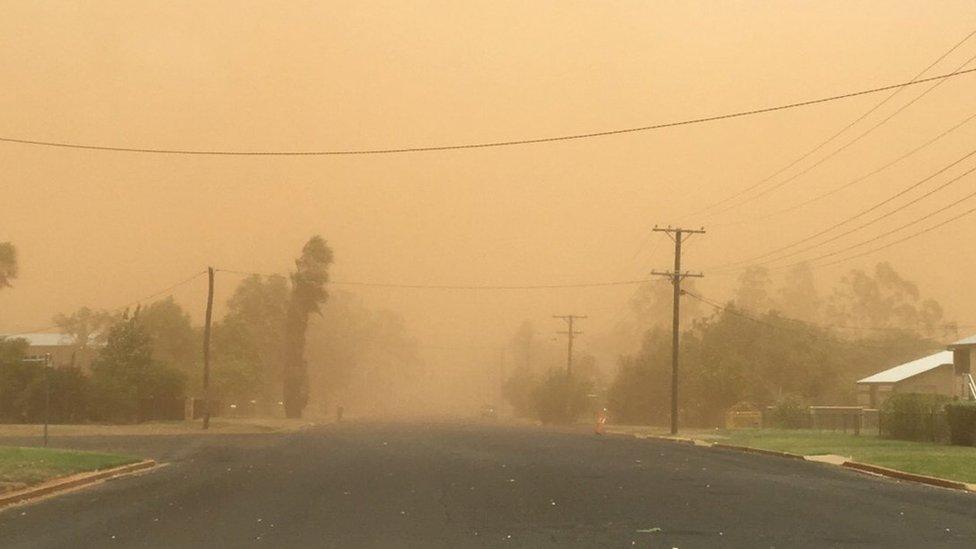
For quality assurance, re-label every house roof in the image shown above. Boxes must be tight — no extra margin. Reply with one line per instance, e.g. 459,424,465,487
857,351,954,384
0,333,78,347
948,334,976,349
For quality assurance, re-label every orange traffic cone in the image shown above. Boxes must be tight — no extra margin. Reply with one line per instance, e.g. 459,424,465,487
595,408,608,435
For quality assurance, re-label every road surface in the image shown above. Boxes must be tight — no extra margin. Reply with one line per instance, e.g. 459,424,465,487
1,421,974,547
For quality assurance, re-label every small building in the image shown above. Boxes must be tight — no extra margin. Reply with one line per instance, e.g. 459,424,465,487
0,333,96,370
856,336,976,408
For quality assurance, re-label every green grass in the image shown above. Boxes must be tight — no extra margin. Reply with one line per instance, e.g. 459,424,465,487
0,446,140,488
719,429,976,484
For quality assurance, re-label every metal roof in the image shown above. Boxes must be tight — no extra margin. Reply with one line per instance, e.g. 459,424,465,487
948,334,976,348
0,333,78,347
857,350,954,384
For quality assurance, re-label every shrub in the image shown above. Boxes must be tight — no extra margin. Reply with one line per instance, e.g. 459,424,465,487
531,369,594,425
768,396,807,429
945,402,976,446
880,393,949,442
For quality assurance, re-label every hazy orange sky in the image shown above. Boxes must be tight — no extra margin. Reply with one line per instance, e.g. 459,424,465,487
3,1,976,371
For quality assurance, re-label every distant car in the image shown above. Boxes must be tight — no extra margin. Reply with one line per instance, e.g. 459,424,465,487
481,404,497,419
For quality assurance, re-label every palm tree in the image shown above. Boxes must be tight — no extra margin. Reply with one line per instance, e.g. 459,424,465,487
282,236,334,418
0,242,16,289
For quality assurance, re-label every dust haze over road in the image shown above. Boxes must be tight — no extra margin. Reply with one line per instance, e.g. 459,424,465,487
1,421,974,548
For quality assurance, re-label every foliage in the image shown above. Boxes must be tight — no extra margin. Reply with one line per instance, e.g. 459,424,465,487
606,328,672,425
826,262,952,338
52,307,116,369
137,297,198,376
734,266,773,312
608,262,946,428
767,396,807,429
283,236,334,418
0,241,16,289
502,367,539,418
213,274,289,409
778,263,820,321
945,402,976,446
0,339,89,423
879,393,949,442
531,369,594,425
88,312,186,423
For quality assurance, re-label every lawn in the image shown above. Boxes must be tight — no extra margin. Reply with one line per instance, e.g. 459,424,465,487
0,446,139,491
718,429,976,484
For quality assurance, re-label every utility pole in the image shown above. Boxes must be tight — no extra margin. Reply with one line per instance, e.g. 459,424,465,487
651,226,705,435
202,266,215,430
553,315,586,377
43,353,51,447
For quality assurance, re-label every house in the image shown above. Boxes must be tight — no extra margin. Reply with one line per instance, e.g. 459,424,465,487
856,335,976,408
0,332,96,370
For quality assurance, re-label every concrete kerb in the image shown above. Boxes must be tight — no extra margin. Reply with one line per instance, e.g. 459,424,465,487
710,443,806,460
612,429,976,494
0,459,157,509
841,460,975,493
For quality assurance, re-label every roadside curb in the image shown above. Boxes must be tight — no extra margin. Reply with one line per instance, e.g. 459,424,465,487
841,460,973,492
612,429,975,494
0,459,156,509
710,443,805,460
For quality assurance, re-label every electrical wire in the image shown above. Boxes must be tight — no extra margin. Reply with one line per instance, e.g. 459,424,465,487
702,49,976,220
708,147,976,271
790,174,976,268
713,109,976,228
1,68,975,156
1,269,208,337
215,268,652,290
682,29,976,218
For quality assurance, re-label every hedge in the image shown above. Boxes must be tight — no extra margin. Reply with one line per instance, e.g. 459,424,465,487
945,402,976,446
879,393,950,442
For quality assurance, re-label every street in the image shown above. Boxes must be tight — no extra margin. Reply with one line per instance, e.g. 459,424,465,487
1,421,975,548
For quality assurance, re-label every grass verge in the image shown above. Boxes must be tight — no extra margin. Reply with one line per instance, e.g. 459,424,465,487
0,446,139,490
719,429,976,484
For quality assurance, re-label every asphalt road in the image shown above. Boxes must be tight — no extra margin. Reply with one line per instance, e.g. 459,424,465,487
1,421,975,548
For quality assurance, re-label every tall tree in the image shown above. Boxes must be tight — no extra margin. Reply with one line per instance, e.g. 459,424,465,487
88,311,186,423
138,297,198,376
53,307,116,368
734,266,774,312
778,262,820,322
0,242,17,289
511,320,537,372
826,262,947,336
212,274,288,407
282,236,334,418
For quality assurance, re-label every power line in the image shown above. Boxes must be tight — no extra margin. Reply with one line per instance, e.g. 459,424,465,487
713,109,976,228
683,29,976,219
790,174,976,268
818,202,976,268
2,68,976,156
215,268,652,290
701,48,976,220
709,147,976,271
756,162,976,267
1,269,208,337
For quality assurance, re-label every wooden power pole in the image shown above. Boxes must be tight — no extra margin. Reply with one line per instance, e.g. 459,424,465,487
202,266,215,429
553,315,586,377
652,226,705,435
